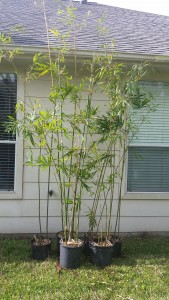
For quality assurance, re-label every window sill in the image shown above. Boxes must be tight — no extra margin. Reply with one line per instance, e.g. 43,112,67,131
123,192,169,200
0,190,22,200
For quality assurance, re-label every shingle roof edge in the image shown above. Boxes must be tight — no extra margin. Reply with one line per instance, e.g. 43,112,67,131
3,44,169,63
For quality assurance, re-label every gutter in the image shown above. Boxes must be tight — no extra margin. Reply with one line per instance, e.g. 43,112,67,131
1,44,169,63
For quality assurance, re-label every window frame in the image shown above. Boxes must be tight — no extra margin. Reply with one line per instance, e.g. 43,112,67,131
123,152,169,200
123,80,169,200
0,72,23,199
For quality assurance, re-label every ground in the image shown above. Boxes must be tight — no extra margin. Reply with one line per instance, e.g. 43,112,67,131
1,236,169,299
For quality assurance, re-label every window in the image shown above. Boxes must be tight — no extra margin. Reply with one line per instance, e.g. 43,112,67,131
127,82,169,193
0,74,16,191
0,73,23,198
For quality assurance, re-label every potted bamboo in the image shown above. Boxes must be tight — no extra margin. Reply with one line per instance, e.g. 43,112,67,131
5,1,154,266
58,77,99,268
6,103,53,259
85,57,153,266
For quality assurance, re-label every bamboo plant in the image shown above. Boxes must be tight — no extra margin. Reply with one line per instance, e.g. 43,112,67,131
86,56,154,245
4,1,154,251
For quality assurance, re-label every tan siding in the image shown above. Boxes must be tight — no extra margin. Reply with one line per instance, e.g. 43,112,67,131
21,199,62,217
121,200,169,217
1,215,169,234
0,201,22,217
23,166,56,183
25,79,51,98
23,182,59,200
1,64,169,234
119,216,169,232
0,217,62,234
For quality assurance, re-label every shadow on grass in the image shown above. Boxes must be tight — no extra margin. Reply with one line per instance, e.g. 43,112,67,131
79,236,169,268
123,236,169,256
0,239,58,263
80,254,137,269
1,237,169,267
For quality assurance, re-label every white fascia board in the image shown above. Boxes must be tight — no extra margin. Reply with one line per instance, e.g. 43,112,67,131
2,44,169,63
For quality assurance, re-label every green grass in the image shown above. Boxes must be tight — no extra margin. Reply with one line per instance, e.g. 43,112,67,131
1,237,169,299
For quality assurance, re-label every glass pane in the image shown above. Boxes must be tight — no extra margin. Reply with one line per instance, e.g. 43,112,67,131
0,73,17,141
130,82,169,146
0,143,15,191
128,146,169,192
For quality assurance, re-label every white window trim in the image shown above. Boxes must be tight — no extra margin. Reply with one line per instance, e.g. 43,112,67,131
122,80,169,200
0,74,24,199
122,147,169,200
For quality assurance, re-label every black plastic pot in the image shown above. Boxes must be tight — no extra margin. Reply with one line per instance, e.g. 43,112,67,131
84,238,90,257
89,241,113,267
56,231,77,255
60,240,83,269
56,231,64,255
83,233,98,257
112,240,122,258
31,238,51,260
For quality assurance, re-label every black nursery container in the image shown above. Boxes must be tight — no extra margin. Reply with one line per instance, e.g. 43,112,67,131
56,231,75,255
112,240,122,258
84,238,90,257
60,240,83,269
31,239,51,260
83,233,98,257
89,241,113,267
56,231,63,255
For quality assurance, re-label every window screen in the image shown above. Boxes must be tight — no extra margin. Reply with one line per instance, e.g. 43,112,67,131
128,82,169,192
0,74,17,191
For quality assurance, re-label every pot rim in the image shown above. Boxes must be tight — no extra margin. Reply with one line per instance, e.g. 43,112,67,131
89,240,113,248
60,238,84,248
31,237,51,247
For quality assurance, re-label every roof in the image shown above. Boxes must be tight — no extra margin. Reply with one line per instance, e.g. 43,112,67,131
1,0,169,56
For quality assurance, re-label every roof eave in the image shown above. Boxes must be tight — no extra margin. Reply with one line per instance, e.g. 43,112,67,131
1,44,169,63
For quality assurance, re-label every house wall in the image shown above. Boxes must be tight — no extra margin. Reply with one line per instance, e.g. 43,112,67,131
1,60,169,235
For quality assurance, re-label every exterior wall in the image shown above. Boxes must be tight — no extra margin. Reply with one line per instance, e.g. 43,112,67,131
1,61,169,234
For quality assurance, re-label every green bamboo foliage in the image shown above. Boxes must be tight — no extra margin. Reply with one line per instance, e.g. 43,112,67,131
3,1,154,242
86,57,154,241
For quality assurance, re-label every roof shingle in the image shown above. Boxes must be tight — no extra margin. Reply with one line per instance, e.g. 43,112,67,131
1,0,169,56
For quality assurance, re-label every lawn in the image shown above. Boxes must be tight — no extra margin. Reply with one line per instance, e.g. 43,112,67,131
1,236,169,299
